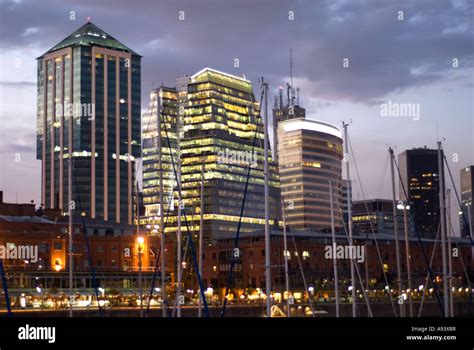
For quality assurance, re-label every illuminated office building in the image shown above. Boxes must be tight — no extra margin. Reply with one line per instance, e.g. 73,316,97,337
278,118,343,231
352,198,415,236
142,68,281,239
36,22,141,224
142,87,178,228
398,147,443,238
460,165,474,237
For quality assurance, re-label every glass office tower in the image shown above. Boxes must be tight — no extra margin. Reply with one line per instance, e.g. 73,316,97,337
398,147,443,238
36,22,141,224
277,118,343,231
142,87,178,231
143,68,281,239
460,165,474,237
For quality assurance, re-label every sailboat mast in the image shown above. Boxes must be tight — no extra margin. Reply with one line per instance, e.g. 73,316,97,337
157,91,167,317
402,203,413,317
68,151,73,317
263,79,271,317
446,188,454,317
343,122,356,317
389,147,404,317
437,141,449,317
176,94,183,318
198,160,205,317
329,180,340,317
136,182,143,317
281,200,291,317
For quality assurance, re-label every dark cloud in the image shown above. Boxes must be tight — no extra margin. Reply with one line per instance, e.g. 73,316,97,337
0,0,472,106
0,0,472,231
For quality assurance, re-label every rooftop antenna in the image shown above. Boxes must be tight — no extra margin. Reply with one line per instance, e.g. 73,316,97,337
296,87,300,106
290,48,294,91
286,82,290,107
289,48,294,106
279,86,283,109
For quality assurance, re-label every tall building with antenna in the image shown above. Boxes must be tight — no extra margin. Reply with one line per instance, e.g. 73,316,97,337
272,49,306,163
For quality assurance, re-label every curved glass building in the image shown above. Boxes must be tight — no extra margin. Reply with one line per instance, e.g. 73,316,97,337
278,118,343,231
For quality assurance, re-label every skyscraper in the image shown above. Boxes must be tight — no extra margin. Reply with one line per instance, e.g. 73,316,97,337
142,87,178,225
460,165,473,237
398,147,443,238
36,22,141,224
142,68,281,239
278,118,344,231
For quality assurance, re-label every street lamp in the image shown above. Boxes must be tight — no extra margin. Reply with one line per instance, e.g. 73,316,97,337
137,236,145,317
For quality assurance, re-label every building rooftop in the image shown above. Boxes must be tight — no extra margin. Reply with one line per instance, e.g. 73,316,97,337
215,227,472,245
191,67,251,83
0,215,55,224
40,22,139,57
278,117,342,139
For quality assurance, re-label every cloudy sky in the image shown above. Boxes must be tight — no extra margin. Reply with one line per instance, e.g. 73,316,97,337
0,0,472,232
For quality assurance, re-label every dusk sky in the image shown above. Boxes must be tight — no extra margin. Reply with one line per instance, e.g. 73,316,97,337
0,0,472,233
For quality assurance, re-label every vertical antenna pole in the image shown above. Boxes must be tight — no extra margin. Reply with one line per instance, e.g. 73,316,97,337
198,160,205,317
437,141,449,317
343,122,356,317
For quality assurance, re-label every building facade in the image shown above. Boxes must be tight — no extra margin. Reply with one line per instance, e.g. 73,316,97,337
278,118,344,231
36,22,141,225
460,165,474,237
142,68,281,239
352,198,415,236
142,87,178,225
398,148,443,238
201,229,473,295
272,85,306,163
